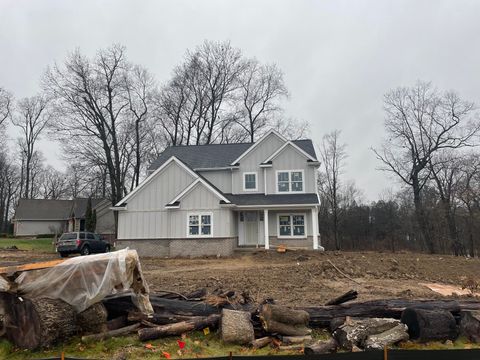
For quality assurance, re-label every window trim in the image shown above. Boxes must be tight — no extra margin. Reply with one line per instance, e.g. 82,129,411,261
243,172,258,192
277,213,307,238
275,170,305,193
187,212,213,238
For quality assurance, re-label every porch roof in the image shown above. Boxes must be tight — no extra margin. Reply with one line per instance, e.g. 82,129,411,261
223,193,319,206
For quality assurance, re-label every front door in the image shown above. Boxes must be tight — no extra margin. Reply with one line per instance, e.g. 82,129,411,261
244,211,259,246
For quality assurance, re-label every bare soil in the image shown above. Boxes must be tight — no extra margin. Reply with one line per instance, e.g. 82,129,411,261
1,249,479,306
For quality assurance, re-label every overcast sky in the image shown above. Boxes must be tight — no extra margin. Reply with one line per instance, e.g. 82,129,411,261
1,0,479,201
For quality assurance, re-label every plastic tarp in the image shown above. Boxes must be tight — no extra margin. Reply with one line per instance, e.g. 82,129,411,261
11,249,153,314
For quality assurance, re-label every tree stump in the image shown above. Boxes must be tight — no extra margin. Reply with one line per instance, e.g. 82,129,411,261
77,302,108,334
401,308,458,342
2,293,76,349
459,311,480,343
221,309,254,345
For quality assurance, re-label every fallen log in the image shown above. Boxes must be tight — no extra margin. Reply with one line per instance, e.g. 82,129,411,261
251,336,272,349
77,302,108,334
82,323,140,342
128,311,206,325
281,335,312,344
260,304,309,325
363,323,409,350
107,315,127,331
401,308,458,342
138,314,220,341
459,310,480,343
300,299,480,328
325,290,358,306
304,338,338,355
1,293,76,349
262,319,311,336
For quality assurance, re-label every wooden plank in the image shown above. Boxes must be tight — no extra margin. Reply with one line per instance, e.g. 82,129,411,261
0,259,66,275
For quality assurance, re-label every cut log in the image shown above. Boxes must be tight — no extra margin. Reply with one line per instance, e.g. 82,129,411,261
281,335,312,344
262,319,311,336
1,293,76,349
77,302,108,334
128,311,206,325
363,323,409,350
221,309,254,345
334,317,402,350
139,321,194,341
304,338,338,355
107,315,127,331
300,299,480,328
251,336,272,349
459,310,480,343
330,317,346,332
261,304,309,325
325,290,358,306
82,323,140,342
401,308,458,342
138,314,220,341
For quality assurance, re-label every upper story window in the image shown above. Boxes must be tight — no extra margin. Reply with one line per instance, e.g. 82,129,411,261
188,213,212,237
243,172,257,191
277,170,304,193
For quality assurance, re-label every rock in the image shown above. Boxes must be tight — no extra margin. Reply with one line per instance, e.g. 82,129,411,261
333,317,402,350
221,309,254,345
363,323,409,350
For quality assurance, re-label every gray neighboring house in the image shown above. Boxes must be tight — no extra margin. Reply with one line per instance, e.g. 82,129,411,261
113,130,322,257
13,198,115,237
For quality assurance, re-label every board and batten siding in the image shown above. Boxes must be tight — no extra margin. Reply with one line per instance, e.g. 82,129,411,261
118,181,234,239
126,161,196,211
199,170,232,193
232,132,285,194
265,145,316,194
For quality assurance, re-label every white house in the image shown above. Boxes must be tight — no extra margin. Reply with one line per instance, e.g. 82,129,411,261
113,130,322,257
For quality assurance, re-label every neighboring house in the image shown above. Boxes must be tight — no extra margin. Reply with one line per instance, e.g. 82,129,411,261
113,130,322,257
13,198,115,237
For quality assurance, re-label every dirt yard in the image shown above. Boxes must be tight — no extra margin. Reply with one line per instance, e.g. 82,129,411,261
2,248,478,306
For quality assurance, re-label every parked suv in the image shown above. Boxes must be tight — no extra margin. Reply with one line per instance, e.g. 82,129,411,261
56,232,111,257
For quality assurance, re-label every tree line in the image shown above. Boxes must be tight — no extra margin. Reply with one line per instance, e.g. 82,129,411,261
0,41,305,233
318,82,480,256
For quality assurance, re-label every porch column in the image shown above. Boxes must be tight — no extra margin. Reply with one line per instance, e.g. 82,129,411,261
264,209,269,250
312,207,319,250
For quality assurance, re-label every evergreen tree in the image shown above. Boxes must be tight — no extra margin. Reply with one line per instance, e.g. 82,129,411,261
85,197,94,232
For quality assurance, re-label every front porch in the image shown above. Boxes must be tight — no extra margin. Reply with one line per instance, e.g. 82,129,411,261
236,207,320,250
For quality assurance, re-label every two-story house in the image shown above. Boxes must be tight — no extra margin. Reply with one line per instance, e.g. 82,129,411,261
113,130,322,257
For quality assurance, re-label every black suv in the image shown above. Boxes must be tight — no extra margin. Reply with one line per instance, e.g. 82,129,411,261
56,232,111,257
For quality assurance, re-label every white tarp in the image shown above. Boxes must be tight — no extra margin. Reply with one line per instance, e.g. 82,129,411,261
11,249,153,314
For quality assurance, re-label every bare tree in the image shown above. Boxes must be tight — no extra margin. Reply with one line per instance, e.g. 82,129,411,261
11,95,50,199
373,82,479,253
44,45,138,205
318,130,347,250
0,87,12,127
39,165,68,199
236,60,288,142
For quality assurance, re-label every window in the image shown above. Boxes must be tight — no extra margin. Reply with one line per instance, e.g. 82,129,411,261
277,170,304,193
278,214,306,237
243,172,257,191
188,213,212,237
86,233,95,240
79,233,85,239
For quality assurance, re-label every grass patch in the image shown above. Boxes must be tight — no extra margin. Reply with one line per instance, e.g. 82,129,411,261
0,331,307,360
0,238,55,253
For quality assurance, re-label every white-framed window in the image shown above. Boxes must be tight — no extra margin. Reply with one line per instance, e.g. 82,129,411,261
243,172,258,191
277,213,306,238
187,213,212,237
276,170,304,193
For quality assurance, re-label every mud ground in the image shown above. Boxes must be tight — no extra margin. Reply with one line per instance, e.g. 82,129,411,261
1,249,479,306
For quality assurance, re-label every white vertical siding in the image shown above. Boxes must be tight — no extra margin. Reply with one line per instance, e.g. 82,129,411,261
126,161,196,211
266,146,316,193
233,132,286,194
199,170,232,193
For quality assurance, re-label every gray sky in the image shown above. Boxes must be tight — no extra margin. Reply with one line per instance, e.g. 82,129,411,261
1,0,479,201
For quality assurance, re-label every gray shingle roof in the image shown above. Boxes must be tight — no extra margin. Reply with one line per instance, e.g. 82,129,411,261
148,139,317,172
224,193,319,206
14,199,73,220
72,198,104,218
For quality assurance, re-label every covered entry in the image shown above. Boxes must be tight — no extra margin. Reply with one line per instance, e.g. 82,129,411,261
238,211,265,246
